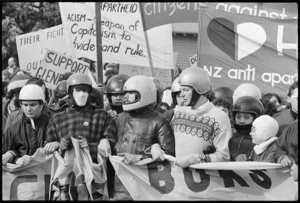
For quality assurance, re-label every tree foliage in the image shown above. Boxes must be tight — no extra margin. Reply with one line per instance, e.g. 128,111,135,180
2,2,62,68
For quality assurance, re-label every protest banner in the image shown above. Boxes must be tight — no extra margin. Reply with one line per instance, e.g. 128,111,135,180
39,49,97,90
49,138,108,200
119,64,172,90
140,3,298,31
59,2,174,69
16,24,67,77
109,156,298,200
2,140,108,201
2,149,52,200
197,7,297,97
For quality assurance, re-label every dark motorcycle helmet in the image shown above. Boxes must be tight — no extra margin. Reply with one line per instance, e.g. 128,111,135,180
232,96,264,132
66,73,92,108
214,86,234,102
105,74,130,104
233,96,264,118
54,80,68,99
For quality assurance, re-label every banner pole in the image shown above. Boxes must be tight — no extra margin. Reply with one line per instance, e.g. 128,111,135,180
139,3,154,77
197,6,204,68
95,2,103,84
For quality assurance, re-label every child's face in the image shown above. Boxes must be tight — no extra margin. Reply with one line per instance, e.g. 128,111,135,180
216,105,229,117
250,126,265,145
235,112,254,125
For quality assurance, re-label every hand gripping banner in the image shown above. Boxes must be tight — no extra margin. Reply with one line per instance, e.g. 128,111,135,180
109,155,298,200
49,137,108,200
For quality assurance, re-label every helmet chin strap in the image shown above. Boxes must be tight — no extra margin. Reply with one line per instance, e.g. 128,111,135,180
187,89,201,107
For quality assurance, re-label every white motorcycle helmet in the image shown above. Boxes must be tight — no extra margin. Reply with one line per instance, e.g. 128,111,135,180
233,83,262,105
19,84,45,103
122,75,157,111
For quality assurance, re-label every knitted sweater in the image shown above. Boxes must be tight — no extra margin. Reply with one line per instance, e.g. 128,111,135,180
171,101,232,162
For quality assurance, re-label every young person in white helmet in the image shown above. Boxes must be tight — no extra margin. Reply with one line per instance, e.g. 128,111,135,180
113,75,175,200
171,67,232,168
2,84,51,166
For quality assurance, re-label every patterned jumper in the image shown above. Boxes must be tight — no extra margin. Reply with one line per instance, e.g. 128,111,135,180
171,101,232,162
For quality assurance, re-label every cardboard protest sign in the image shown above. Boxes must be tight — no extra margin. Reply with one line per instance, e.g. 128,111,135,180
16,24,67,76
40,50,97,90
140,3,298,31
59,2,174,69
2,149,52,200
197,7,298,97
109,156,298,200
119,64,172,90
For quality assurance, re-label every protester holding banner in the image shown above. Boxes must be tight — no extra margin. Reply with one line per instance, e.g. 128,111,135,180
43,73,117,162
235,115,279,162
274,119,298,169
2,84,50,165
4,77,55,133
171,67,232,168
229,96,264,161
273,81,298,137
114,75,175,200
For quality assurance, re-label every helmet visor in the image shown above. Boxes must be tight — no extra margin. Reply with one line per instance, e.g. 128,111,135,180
122,91,140,105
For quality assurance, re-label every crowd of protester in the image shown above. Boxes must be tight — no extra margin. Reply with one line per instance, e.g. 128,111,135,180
2,57,298,200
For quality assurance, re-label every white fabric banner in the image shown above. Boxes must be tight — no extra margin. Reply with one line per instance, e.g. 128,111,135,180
59,2,174,69
2,149,53,200
109,155,298,200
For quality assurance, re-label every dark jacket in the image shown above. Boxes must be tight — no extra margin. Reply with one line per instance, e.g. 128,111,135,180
2,112,51,162
274,119,298,163
273,109,296,137
247,142,278,163
229,128,254,161
115,108,175,157
162,109,175,123
4,104,54,133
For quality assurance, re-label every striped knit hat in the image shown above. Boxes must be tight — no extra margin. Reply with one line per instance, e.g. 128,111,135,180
7,74,31,92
